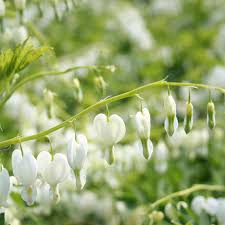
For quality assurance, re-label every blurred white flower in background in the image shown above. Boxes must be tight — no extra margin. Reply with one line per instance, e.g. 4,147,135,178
191,196,225,224
117,5,154,50
154,141,169,174
151,0,181,15
205,66,225,89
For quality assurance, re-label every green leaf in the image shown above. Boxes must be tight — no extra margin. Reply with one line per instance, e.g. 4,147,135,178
0,213,4,225
0,39,52,83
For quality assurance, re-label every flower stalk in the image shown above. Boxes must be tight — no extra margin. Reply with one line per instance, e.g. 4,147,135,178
0,81,224,149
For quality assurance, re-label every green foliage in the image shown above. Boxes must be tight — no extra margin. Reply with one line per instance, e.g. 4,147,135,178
0,39,51,92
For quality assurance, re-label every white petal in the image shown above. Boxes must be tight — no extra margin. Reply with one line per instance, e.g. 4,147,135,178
93,113,107,141
21,185,37,206
37,151,51,176
109,114,126,144
0,168,10,205
16,153,37,186
67,138,75,168
44,154,69,186
12,149,22,178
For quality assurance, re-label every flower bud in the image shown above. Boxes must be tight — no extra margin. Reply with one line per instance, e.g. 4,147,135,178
164,94,178,136
135,108,151,139
14,0,26,11
105,65,116,73
73,78,83,102
207,101,216,129
43,89,55,119
183,101,193,134
0,0,6,17
151,210,164,222
94,76,107,94
164,203,177,220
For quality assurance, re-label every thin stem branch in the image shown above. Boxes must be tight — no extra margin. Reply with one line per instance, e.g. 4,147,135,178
0,80,224,148
148,184,225,212
0,65,106,108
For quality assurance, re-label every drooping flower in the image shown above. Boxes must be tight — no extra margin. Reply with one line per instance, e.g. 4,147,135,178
207,100,216,129
134,108,153,159
93,113,126,164
191,196,205,215
0,166,10,209
164,94,178,136
12,149,37,205
67,134,88,190
37,151,69,202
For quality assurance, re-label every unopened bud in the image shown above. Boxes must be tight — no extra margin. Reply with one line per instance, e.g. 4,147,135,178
207,101,216,129
94,76,107,94
177,201,188,211
73,78,83,102
105,65,116,73
151,210,164,222
164,94,178,136
43,89,55,119
184,101,193,134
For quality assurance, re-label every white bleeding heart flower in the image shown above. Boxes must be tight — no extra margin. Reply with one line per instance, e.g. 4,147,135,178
203,197,219,216
93,113,126,164
37,151,69,202
0,167,10,208
67,134,88,171
12,149,37,187
164,94,178,136
191,196,205,215
135,108,153,160
0,0,5,17
135,107,151,139
67,134,88,190
12,149,37,205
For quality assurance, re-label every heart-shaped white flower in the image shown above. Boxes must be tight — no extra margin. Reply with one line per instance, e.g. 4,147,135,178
135,108,151,139
12,149,37,187
37,151,69,187
67,134,88,171
93,113,126,147
0,167,10,208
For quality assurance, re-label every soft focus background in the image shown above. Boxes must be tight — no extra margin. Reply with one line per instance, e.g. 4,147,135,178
0,0,225,224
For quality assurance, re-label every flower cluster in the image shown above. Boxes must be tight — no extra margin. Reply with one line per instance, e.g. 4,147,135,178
191,196,225,224
0,89,218,208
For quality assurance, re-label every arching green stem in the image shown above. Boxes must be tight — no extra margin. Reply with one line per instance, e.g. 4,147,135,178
0,81,224,149
0,65,110,108
147,184,225,213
